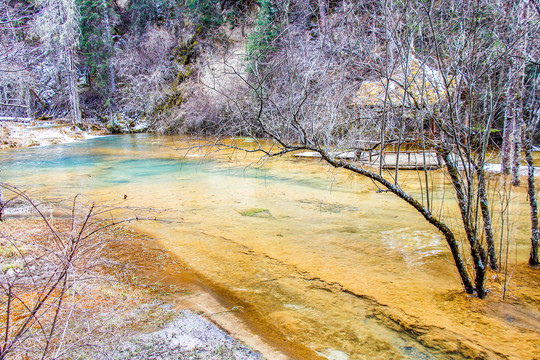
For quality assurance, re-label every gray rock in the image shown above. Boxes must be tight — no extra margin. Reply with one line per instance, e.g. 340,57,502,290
106,310,264,360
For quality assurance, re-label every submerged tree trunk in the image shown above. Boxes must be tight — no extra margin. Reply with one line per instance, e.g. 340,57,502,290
442,150,487,298
524,131,539,265
477,167,498,270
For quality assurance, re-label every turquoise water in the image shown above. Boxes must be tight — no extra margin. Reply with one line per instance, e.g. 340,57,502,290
1,135,206,190
0,135,332,195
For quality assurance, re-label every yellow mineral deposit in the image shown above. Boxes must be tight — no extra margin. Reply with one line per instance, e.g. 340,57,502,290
1,135,539,359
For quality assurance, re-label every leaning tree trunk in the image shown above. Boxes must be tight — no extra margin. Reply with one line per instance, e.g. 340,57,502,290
318,150,476,295
524,130,539,266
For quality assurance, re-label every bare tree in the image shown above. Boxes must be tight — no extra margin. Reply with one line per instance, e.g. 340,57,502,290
0,184,160,359
114,26,181,126
0,1,42,119
33,0,82,125
0,178,3,222
524,119,539,266
523,64,540,266
500,0,539,186
101,0,117,125
498,0,540,264
192,0,540,297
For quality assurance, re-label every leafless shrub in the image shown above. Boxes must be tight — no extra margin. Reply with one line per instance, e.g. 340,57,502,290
0,183,167,359
114,26,182,120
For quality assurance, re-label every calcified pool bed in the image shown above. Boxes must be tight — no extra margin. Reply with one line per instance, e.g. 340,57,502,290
1,134,539,359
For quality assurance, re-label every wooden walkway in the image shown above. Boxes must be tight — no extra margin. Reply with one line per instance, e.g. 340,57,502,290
293,150,442,170
357,151,441,170
0,116,33,123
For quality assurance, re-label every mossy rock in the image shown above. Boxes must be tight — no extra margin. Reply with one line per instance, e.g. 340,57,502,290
106,123,124,134
233,137,255,143
239,208,271,217
36,114,53,121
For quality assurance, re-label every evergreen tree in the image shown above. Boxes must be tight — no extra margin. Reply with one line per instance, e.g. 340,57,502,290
77,0,112,92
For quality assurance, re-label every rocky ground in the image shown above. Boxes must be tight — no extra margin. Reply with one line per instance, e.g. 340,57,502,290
0,120,107,149
106,310,264,360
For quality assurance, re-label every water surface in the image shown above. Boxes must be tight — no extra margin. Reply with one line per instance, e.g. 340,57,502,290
1,134,538,359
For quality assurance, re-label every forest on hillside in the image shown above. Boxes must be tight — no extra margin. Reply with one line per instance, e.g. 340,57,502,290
1,1,537,138
1,0,540,297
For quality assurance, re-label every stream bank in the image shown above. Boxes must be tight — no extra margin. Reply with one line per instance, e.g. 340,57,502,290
0,216,289,359
0,120,107,149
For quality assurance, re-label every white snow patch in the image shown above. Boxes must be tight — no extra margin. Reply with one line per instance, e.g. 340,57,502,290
484,163,540,176
317,348,350,360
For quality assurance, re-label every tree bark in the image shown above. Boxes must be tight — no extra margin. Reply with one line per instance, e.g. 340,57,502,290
504,0,528,184
0,181,4,222
101,0,116,104
99,0,117,126
502,87,515,175
511,114,523,186
477,166,498,270
524,130,539,265
442,150,486,298
66,47,81,126
317,0,328,40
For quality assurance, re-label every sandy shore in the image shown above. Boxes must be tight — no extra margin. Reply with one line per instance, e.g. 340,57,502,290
105,223,294,360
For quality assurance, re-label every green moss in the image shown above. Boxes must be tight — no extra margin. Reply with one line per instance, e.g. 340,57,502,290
239,208,271,217
172,38,198,66
174,68,193,87
1,260,24,272
233,137,255,143
152,89,185,118
150,37,198,118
